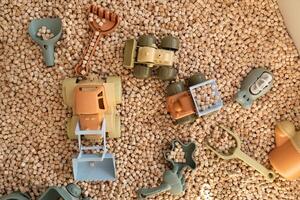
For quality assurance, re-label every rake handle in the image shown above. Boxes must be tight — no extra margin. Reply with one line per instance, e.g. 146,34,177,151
75,32,102,76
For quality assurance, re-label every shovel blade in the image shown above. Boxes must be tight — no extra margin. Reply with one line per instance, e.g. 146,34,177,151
72,153,116,181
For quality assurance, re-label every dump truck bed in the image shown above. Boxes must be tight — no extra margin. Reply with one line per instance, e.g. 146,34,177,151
189,79,223,116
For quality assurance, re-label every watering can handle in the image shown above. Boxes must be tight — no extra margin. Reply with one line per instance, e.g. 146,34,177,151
137,183,171,199
75,32,102,76
42,43,55,67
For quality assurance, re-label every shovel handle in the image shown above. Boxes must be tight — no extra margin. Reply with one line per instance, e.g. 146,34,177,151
42,43,55,67
137,183,171,199
75,32,101,76
234,148,276,182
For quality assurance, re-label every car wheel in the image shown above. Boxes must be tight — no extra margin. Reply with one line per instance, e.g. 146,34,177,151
166,81,186,96
160,35,180,51
137,35,156,47
133,64,152,79
174,114,197,125
157,66,177,81
187,73,206,87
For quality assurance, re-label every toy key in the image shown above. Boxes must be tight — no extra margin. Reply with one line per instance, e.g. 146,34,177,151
137,140,196,199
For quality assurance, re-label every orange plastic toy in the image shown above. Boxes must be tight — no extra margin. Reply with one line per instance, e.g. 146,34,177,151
75,5,119,76
269,121,300,180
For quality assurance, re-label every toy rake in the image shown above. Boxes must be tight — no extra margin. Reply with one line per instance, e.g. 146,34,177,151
75,5,119,76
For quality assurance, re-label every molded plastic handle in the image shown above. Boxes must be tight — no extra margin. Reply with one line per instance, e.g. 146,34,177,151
42,43,55,67
137,183,171,199
233,148,276,182
75,33,101,75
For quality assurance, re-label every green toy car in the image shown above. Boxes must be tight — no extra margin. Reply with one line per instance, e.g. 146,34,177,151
124,34,180,80
235,68,273,108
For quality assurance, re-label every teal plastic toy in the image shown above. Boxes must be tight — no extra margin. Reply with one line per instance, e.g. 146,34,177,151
28,18,62,67
0,192,31,200
137,140,196,199
235,68,273,108
38,183,91,200
0,184,91,200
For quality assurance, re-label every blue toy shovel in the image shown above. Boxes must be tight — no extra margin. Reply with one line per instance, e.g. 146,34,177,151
28,18,62,67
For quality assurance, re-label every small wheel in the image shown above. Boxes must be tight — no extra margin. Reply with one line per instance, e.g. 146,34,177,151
187,73,206,87
133,64,152,79
113,115,121,138
105,114,121,138
62,78,78,107
160,35,180,51
66,116,78,139
1,192,31,200
106,76,122,104
166,81,186,96
157,66,177,81
137,35,156,47
174,114,197,125
66,183,81,198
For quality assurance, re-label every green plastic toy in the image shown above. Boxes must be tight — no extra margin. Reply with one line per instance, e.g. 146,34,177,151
137,140,196,199
124,35,179,80
38,183,90,200
0,184,91,200
205,125,276,182
28,18,62,67
0,192,31,200
235,68,273,109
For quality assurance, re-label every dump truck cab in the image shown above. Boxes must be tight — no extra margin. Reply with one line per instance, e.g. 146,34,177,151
166,91,195,120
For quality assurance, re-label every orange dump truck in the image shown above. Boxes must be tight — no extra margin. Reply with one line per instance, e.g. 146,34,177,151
166,73,223,125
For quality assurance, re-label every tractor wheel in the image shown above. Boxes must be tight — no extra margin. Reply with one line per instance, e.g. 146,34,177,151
187,73,206,87
133,64,152,79
166,81,186,96
157,66,177,81
137,35,156,47
174,114,197,125
108,115,121,138
1,192,31,200
66,116,77,139
106,76,122,104
66,184,82,198
160,36,180,51
62,78,78,107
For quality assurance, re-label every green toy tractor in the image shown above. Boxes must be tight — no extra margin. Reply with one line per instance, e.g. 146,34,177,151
124,35,180,80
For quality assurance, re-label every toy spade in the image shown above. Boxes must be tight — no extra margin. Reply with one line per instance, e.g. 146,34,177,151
205,125,276,182
28,18,62,67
